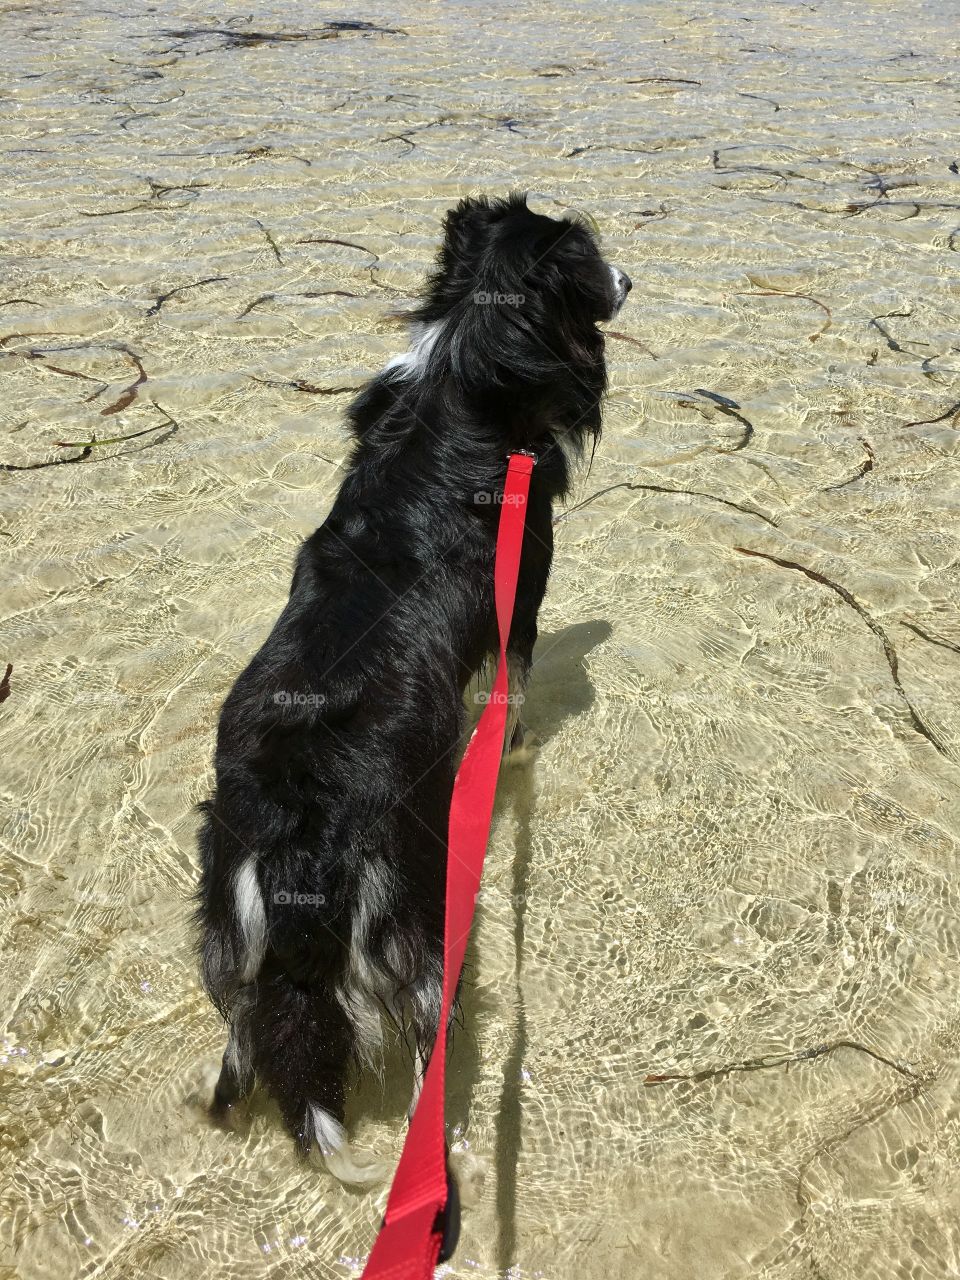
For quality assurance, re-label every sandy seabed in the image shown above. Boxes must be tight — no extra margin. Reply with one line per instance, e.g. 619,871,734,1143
2,1,960,1277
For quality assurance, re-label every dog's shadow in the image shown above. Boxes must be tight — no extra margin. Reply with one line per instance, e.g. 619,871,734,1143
514,617,612,750
351,618,612,1267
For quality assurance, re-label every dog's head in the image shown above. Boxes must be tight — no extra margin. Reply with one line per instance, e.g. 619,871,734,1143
403,192,630,442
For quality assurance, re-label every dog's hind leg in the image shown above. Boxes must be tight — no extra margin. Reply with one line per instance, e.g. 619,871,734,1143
409,1047,428,1121
210,1040,254,1129
406,952,451,1120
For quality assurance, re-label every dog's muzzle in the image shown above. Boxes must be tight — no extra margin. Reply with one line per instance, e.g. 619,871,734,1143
610,266,632,315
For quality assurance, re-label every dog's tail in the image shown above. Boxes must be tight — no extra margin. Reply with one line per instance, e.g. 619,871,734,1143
242,964,386,1184
196,818,385,1183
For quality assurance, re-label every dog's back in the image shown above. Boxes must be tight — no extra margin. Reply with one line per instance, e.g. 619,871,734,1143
196,442,487,1176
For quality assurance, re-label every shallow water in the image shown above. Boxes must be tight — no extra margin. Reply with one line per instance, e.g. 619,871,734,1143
2,1,960,1276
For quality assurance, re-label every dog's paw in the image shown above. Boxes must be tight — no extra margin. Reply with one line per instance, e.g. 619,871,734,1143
309,1106,389,1185
448,1145,487,1208
208,1094,252,1136
185,1062,252,1135
502,724,537,765
324,1144,390,1186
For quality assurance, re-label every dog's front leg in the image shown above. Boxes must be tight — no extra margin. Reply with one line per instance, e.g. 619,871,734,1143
503,647,531,754
502,528,551,755
498,494,552,756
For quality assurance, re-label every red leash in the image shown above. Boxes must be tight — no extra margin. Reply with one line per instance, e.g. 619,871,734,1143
360,451,536,1279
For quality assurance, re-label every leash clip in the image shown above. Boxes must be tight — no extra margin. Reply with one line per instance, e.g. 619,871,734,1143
376,1160,461,1264
508,448,538,463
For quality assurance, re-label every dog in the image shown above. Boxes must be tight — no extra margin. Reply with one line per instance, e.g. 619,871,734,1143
195,191,630,1180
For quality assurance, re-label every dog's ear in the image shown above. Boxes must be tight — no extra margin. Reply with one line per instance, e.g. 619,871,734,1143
448,273,555,389
427,193,527,303
449,233,602,391
440,194,502,271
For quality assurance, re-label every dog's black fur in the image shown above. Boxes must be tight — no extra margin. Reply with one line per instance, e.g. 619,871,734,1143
195,192,629,1176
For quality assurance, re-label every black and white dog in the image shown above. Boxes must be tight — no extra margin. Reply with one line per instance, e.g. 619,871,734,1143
195,192,630,1179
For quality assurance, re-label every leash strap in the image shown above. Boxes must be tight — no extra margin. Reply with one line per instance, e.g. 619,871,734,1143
360,451,536,1279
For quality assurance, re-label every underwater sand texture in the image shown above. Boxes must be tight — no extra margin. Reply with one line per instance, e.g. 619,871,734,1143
2,0,960,1276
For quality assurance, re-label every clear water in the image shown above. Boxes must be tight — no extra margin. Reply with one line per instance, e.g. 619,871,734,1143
2,2,960,1276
